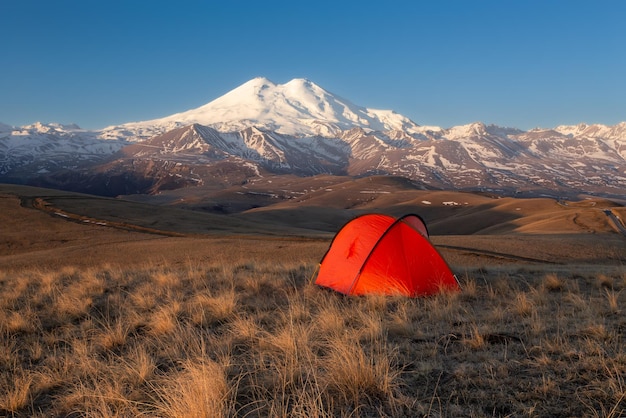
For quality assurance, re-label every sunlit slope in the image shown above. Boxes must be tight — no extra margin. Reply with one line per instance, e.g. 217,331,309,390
235,176,621,235
2,182,624,272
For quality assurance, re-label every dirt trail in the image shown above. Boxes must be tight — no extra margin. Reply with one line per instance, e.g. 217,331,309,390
436,244,562,265
24,196,186,237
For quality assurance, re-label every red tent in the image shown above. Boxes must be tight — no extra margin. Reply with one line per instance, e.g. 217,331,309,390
315,213,459,297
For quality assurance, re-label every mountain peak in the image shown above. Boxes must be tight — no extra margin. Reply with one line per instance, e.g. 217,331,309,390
284,78,316,90
285,77,312,85
250,76,276,85
122,77,421,137
230,77,277,95
445,122,488,139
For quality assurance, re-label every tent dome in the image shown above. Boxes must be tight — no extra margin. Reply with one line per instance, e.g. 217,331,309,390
315,213,459,297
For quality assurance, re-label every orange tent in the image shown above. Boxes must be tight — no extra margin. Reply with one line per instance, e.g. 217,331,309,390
315,213,459,297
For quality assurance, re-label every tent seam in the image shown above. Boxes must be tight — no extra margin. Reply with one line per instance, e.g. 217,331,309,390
346,215,413,295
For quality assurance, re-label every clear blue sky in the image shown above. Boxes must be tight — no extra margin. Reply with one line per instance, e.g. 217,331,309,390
2,0,625,130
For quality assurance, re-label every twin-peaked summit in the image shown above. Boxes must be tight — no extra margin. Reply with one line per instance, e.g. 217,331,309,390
119,77,422,138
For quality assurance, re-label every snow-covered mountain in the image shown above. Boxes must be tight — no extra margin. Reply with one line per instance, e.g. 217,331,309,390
0,122,127,178
99,77,425,141
1,78,625,199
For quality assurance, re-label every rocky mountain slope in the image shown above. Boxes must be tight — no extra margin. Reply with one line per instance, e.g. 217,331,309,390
1,78,625,199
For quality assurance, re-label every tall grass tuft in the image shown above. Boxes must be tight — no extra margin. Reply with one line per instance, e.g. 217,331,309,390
605,289,621,314
0,371,33,413
323,338,401,411
154,358,233,418
542,273,565,292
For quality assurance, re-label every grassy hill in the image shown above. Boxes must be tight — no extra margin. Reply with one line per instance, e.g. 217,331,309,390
1,182,625,416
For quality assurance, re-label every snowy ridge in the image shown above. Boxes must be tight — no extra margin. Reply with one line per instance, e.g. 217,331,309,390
555,122,626,139
1,77,625,198
0,122,128,175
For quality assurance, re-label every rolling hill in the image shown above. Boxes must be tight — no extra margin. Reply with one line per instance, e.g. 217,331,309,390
2,182,624,272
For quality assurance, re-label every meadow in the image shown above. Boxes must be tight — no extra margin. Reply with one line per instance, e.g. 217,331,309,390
1,184,625,417
1,260,625,417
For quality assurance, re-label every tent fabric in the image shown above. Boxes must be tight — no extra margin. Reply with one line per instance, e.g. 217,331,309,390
315,213,459,297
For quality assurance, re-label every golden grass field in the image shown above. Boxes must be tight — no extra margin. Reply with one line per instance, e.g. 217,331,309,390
1,181,625,417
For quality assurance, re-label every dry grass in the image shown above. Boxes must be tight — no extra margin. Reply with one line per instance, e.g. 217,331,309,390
3,184,625,416
1,260,626,417
153,358,233,418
